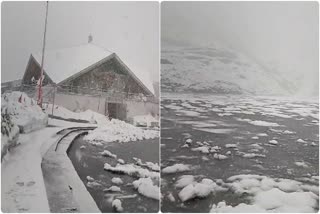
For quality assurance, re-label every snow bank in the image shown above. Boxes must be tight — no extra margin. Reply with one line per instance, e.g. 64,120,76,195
132,177,160,200
2,92,48,133
44,104,109,125
1,112,20,159
84,119,159,143
132,114,158,127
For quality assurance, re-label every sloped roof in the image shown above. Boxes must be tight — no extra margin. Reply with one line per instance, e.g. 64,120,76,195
32,43,154,94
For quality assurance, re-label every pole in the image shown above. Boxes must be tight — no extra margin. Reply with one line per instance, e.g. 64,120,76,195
37,1,49,108
51,84,56,116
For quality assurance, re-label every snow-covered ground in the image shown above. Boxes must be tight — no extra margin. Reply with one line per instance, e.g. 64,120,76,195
1,127,61,212
161,44,299,95
161,94,319,212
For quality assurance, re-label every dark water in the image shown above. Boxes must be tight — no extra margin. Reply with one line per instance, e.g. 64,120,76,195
161,96,319,212
68,136,160,213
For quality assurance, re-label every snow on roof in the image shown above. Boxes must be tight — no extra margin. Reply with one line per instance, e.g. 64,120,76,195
32,43,154,94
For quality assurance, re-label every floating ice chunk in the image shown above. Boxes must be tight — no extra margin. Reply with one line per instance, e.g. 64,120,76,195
104,186,121,192
185,139,192,144
295,161,308,168
104,163,159,179
132,177,159,200
112,199,123,212
251,136,259,139
218,113,233,117
191,146,210,154
91,141,103,146
276,179,300,192
100,150,117,158
210,201,266,212
112,177,123,185
202,141,210,146
162,164,192,174
178,178,218,202
202,156,210,161
167,192,176,202
225,144,237,148
86,176,94,182
175,175,195,188
216,173,319,212
213,154,228,160
196,141,204,146
80,145,86,149
249,120,280,127
283,130,295,134
181,144,189,148
268,140,278,145
117,159,125,164
87,181,101,188
242,153,266,158
310,142,317,146
257,133,268,137
226,151,232,155
297,139,307,143
133,157,160,171
254,188,317,212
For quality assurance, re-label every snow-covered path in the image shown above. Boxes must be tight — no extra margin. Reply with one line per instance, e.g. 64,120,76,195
1,127,61,212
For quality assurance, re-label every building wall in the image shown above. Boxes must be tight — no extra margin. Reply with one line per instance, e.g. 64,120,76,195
52,93,158,122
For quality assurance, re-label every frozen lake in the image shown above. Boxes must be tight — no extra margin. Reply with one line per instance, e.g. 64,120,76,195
161,94,319,212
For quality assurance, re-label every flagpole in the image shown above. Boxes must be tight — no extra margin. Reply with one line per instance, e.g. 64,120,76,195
37,1,49,108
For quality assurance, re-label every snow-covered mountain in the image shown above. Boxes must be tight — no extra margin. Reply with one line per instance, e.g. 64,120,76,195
161,43,298,95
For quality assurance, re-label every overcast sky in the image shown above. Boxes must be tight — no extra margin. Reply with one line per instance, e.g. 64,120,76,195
162,1,318,96
1,1,159,83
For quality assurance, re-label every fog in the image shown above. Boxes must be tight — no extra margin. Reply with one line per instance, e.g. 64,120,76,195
162,1,319,96
1,1,159,83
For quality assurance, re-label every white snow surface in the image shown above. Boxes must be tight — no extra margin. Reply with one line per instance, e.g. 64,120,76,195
84,119,159,143
2,92,48,133
1,127,61,212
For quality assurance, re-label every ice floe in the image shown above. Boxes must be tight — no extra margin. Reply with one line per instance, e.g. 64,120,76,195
132,177,159,200
162,164,192,174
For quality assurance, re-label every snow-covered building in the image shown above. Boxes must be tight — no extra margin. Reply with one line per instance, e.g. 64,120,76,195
21,41,158,122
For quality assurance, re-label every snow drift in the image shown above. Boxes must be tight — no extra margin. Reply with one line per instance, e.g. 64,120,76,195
1,91,48,133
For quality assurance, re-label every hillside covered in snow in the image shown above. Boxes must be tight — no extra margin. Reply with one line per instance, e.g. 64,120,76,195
161,42,298,96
